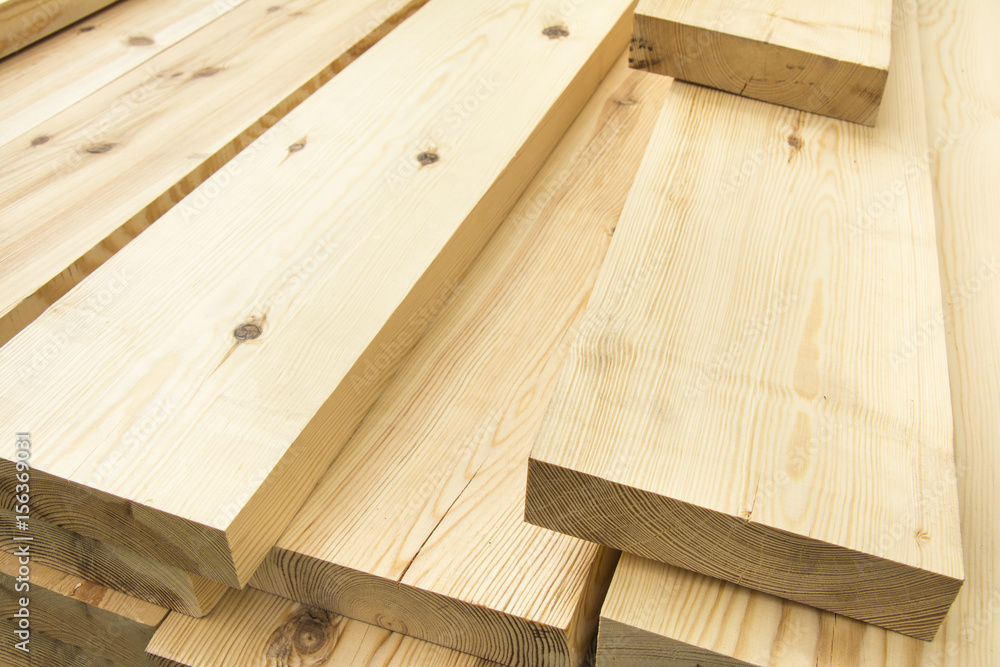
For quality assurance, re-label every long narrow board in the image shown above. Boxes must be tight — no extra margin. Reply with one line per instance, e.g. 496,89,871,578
0,0,117,60
0,0,427,347
596,0,1000,663
248,53,671,667
526,0,963,640
147,587,499,667
0,0,248,146
0,0,633,589
629,0,891,125
0,511,226,617
0,618,117,667
0,552,165,666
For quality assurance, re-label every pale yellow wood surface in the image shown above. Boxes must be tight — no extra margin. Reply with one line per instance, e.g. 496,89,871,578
631,0,892,124
0,0,117,60
527,0,961,640
248,52,670,667
0,551,164,665
147,586,499,667
0,0,425,347
597,0,1000,663
0,0,246,146
0,0,632,590
0,511,226,616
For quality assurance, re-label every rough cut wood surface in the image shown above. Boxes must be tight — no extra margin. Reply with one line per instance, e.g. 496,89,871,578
0,0,632,590
0,0,118,60
0,0,240,146
0,552,164,666
596,0,1000,663
630,0,892,125
0,0,426,347
527,0,962,640
248,52,669,667
0,618,117,667
147,586,499,667
0,511,225,617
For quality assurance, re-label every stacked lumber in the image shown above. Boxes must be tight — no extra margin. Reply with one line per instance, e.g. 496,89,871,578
629,0,892,125
0,0,993,664
526,0,962,643
0,0,118,60
596,0,1000,663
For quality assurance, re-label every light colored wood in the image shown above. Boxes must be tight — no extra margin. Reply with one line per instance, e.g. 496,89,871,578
0,0,633,589
527,0,962,640
0,510,226,617
630,0,891,125
0,552,164,666
0,0,427,348
147,586,499,667
249,52,670,667
596,0,1000,663
0,0,247,146
0,0,117,60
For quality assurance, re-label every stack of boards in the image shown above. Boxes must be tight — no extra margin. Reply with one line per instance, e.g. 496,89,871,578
0,0,995,665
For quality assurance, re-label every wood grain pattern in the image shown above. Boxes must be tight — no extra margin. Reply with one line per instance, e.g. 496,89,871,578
527,0,962,640
0,0,117,60
630,0,892,125
147,586,499,667
248,53,670,667
0,618,117,667
0,551,164,665
0,0,246,146
0,0,632,589
0,510,226,617
0,0,426,347
596,0,1000,663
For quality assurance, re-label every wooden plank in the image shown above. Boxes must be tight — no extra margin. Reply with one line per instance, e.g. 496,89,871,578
630,0,892,125
0,0,117,60
0,0,248,146
0,0,427,347
0,511,226,617
0,0,633,590
248,52,670,667
526,0,962,640
596,0,1000,663
0,552,165,666
147,586,499,667
0,618,117,667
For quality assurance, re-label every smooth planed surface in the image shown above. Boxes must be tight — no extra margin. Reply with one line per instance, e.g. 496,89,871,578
0,0,117,59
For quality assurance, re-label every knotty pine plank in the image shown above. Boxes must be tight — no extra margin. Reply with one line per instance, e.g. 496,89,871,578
526,0,962,640
0,0,633,589
0,0,426,347
0,511,226,617
248,52,671,667
147,586,499,667
595,0,1000,663
0,0,118,60
0,0,247,146
630,0,892,125
0,552,165,666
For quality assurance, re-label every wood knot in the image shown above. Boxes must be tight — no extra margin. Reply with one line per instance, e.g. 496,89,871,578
542,25,569,39
233,323,261,341
288,141,306,153
127,35,154,46
267,5,281,12
417,151,439,166
86,143,114,154
266,609,337,663
787,135,804,150
193,66,223,79
294,618,327,654
31,135,50,147
617,98,637,106
78,25,95,33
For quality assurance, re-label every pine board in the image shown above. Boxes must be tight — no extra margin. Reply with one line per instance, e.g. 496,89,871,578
0,0,117,60
0,0,426,347
526,0,962,640
0,0,246,146
596,0,1000,663
0,0,632,590
0,511,226,617
0,618,117,667
630,0,892,125
0,552,164,666
147,586,499,667
248,52,670,667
